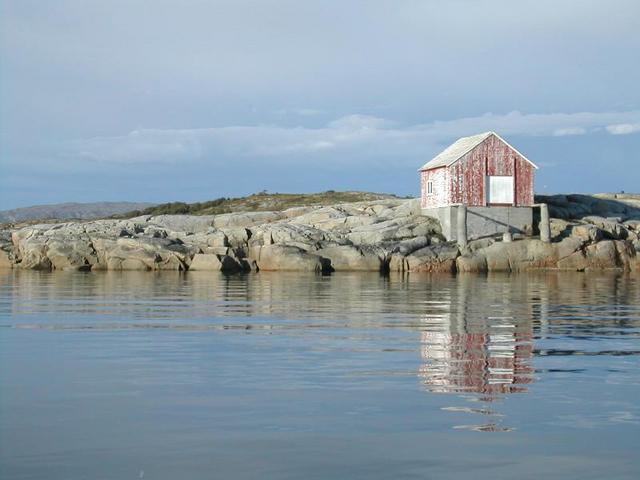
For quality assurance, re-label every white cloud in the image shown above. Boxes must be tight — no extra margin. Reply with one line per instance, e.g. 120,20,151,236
69,109,640,165
275,108,324,117
605,123,640,135
422,110,640,138
327,114,396,130
553,127,587,136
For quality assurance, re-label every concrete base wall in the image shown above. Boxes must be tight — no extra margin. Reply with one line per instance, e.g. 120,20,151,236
423,206,533,241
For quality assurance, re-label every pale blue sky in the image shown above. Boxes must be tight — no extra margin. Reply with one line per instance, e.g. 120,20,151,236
1,0,639,208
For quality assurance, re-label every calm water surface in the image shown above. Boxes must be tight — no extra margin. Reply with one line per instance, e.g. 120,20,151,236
1,270,639,479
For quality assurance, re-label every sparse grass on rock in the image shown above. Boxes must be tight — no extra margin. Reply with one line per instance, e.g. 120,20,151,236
116,191,403,218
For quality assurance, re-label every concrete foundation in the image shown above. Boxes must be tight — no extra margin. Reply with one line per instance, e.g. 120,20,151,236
423,206,533,241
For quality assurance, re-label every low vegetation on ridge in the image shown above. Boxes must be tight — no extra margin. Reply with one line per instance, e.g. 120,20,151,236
115,191,403,218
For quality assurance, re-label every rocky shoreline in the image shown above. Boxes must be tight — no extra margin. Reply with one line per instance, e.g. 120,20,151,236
1,194,639,274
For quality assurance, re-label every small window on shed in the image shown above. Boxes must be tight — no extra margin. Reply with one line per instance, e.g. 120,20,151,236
427,181,433,194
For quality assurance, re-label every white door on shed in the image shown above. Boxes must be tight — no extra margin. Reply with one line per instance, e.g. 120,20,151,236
486,176,514,205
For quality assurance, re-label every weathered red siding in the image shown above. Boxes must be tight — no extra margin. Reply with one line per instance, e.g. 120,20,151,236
420,167,450,208
422,134,535,207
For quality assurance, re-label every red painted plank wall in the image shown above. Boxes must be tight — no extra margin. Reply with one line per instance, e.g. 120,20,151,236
446,135,534,207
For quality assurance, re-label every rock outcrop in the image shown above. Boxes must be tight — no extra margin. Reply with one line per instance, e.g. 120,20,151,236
0,231,14,269
1,195,638,273
454,193,640,273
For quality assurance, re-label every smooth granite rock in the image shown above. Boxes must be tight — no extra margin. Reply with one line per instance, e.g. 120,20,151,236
249,245,330,272
316,245,384,271
2,196,638,272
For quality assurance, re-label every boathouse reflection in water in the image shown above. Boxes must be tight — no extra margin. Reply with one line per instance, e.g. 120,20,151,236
417,275,538,431
419,275,535,396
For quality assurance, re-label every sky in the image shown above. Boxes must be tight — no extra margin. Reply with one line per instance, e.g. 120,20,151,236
1,0,639,209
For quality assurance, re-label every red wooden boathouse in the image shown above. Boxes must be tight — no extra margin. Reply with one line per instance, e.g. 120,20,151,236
420,131,537,209
419,132,538,240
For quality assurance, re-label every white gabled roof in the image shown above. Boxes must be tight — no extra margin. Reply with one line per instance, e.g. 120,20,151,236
419,131,538,171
